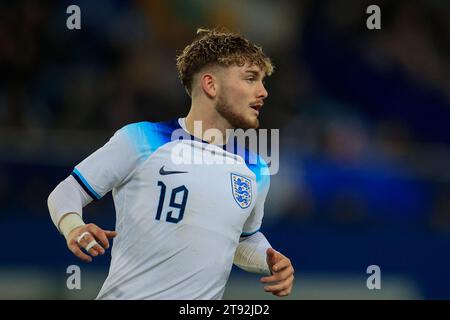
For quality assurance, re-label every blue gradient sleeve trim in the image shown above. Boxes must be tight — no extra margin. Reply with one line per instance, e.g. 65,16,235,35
121,122,173,161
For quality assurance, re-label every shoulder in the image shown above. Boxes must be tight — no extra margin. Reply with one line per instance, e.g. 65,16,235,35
242,148,270,188
119,120,176,135
115,119,180,154
118,119,180,140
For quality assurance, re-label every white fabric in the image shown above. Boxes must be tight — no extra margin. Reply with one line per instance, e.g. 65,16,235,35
49,118,271,300
234,231,272,276
48,175,91,234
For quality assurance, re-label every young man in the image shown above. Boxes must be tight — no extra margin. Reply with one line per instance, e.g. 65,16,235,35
48,28,294,299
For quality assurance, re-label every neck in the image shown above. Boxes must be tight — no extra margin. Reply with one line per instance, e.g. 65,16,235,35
184,100,232,145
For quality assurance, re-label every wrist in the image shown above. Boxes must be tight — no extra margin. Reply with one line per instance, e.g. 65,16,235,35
59,213,85,239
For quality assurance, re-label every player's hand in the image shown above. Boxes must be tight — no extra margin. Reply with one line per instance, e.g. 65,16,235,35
260,248,294,297
66,223,118,262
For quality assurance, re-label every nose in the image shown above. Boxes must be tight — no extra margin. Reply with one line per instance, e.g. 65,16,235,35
257,82,268,100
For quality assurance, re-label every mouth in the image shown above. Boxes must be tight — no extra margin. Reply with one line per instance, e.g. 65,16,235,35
249,103,263,113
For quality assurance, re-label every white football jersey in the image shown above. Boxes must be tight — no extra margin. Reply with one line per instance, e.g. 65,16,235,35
72,118,270,300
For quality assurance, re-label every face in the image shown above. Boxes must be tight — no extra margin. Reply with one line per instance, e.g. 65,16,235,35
214,64,268,129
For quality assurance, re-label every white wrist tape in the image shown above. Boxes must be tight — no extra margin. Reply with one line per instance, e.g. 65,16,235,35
59,213,86,239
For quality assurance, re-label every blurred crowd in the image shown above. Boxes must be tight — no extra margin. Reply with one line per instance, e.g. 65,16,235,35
0,0,449,232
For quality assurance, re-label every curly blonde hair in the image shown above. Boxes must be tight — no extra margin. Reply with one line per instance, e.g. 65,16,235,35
176,27,274,96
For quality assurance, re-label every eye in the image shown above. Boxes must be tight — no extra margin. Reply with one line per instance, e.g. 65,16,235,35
246,77,256,83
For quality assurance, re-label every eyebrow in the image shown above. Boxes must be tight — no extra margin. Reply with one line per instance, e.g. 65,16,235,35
244,70,264,78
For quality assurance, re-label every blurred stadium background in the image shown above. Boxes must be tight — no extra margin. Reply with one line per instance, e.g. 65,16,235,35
1,0,450,299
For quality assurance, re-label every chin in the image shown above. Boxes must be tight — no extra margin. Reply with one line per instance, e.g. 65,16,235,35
220,108,259,129
244,115,259,129
249,115,260,129
230,116,258,130
249,119,259,129
241,120,259,130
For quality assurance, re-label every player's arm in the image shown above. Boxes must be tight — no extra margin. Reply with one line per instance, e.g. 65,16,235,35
234,231,294,297
235,159,294,297
48,176,117,262
234,231,272,275
48,124,144,262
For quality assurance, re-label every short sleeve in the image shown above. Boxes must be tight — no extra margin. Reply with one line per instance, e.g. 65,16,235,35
72,123,152,200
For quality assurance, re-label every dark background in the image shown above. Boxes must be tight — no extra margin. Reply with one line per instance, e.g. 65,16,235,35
1,0,449,299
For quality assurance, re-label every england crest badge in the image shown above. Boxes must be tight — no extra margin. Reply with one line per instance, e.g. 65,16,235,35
231,173,252,209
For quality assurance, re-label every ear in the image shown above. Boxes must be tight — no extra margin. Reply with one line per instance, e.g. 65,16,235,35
200,73,217,98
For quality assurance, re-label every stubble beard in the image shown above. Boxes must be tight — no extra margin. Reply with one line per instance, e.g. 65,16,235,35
215,93,259,130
